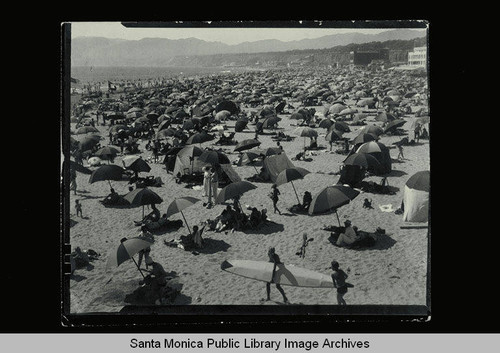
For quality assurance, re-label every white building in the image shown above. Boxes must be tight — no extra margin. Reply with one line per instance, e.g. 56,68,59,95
408,46,427,67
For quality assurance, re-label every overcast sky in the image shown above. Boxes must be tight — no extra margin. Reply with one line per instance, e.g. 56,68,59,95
69,22,414,45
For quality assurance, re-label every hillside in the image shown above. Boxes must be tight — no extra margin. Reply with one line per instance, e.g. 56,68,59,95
71,29,426,67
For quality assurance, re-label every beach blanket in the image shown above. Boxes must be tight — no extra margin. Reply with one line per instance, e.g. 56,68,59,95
379,204,394,212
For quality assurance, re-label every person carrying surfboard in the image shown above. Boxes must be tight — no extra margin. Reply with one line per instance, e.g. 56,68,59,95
331,261,352,305
266,247,289,304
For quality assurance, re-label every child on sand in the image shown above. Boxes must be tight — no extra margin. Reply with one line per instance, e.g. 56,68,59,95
75,199,83,218
331,261,350,305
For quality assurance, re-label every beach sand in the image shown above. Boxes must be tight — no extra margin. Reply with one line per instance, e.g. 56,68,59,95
67,98,429,313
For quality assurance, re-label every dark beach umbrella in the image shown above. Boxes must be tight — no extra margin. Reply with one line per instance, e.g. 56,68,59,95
106,236,154,278
123,187,163,219
69,160,92,175
77,135,101,152
290,112,305,120
198,150,230,166
236,151,261,173
122,155,151,174
275,167,311,205
275,101,286,114
185,132,213,145
109,124,129,134
383,119,406,133
344,152,381,170
126,111,143,119
295,127,318,151
350,132,377,147
157,119,171,131
331,121,351,133
94,146,119,163
308,184,360,226
234,139,261,152
75,126,99,135
214,181,257,211
325,129,344,142
406,170,430,192
216,100,239,115
89,165,125,185
165,197,201,235
235,119,248,132
262,116,281,129
319,119,333,129
182,118,195,130
155,128,176,140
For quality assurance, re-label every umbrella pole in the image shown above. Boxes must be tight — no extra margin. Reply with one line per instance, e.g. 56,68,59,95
130,255,146,279
290,181,300,205
180,210,192,235
335,210,341,227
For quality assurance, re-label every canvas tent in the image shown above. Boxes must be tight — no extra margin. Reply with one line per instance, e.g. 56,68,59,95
262,153,295,183
403,171,430,222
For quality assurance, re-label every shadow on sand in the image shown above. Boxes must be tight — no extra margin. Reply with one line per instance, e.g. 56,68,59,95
196,238,231,254
241,222,285,235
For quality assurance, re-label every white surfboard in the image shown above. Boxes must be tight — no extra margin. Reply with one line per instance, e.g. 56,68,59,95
221,259,333,288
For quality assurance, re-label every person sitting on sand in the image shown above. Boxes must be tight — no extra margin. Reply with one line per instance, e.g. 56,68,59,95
265,247,289,304
363,198,373,209
103,188,120,204
140,258,169,303
179,225,205,250
247,207,262,229
336,220,361,247
302,191,312,211
135,204,161,226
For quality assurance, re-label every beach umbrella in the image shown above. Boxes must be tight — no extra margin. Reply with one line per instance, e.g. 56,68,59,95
275,101,286,114
109,124,129,134
157,119,171,131
343,152,381,171
383,119,406,134
69,160,92,175
330,121,350,133
76,135,101,152
375,111,396,123
350,132,377,147
308,185,360,226
215,110,231,121
185,132,213,146
406,170,430,192
134,116,150,124
126,111,143,119
355,141,392,175
234,139,261,152
123,187,163,219
328,103,346,115
236,151,261,173
155,128,176,140
275,167,311,205
361,124,384,137
318,119,333,129
198,150,230,166
356,98,376,107
165,197,201,234
75,126,99,135
122,155,151,174
214,181,257,210
262,116,281,129
94,146,119,163
325,129,344,142
182,118,195,130
338,107,357,117
235,118,248,132
177,145,203,173
215,100,239,115
290,112,305,120
106,236,154,278
262,147,283,157
88,164,125,188
295,127,318,151
127,107,143,113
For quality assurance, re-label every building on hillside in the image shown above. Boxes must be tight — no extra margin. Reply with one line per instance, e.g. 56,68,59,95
408,46,427,67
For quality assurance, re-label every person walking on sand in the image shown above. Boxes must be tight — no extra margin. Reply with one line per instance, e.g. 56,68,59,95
70,171,78,195
397,144,405,160
75,199,83,218
265,247,289,304
271,184,281,215
202,166,210,197
210,167,219,201
331,261,350,305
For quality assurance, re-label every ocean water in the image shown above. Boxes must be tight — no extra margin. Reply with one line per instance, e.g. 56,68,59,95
71,66,236,86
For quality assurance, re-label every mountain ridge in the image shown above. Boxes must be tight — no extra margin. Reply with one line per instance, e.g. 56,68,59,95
71,29,426,67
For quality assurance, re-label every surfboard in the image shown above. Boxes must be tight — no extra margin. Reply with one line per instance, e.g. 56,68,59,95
221,259,334,288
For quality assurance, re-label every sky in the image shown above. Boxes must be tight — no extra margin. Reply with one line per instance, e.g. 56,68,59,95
69,22,406,45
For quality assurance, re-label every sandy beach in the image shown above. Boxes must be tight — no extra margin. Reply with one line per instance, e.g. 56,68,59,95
66,68,429,313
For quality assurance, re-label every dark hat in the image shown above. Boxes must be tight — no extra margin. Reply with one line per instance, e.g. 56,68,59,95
344,220,352,226
331,261,339,269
